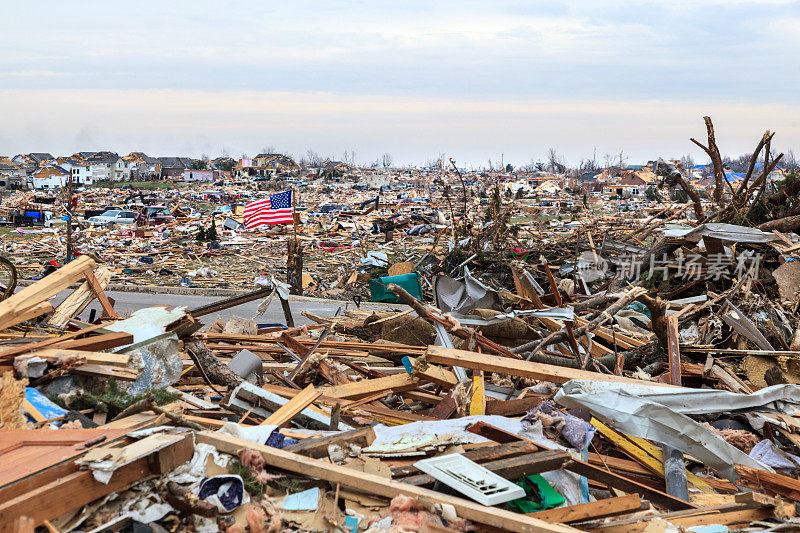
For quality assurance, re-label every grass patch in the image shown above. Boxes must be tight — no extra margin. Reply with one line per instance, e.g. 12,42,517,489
90,180,192,190
0,227,51,240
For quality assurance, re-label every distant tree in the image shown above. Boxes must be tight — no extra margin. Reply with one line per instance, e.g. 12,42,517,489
546,148,566,174
262,145,276,155
679,154,694,173
381,153,393,168
506,163,514,173
580,158,599,172
219,160,235,172
190,159,207,170
645,185,661,202
785,150,798,171
303,150,321,167
514,187,524,199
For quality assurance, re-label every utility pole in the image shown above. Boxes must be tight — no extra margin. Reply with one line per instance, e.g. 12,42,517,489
65,171,74,263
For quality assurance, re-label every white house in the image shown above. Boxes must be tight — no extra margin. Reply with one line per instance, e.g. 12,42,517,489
182,169,214,182
31,163,70,189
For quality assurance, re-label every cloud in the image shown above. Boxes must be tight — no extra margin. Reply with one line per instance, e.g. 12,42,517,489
0,1,797,162
1,89,797,166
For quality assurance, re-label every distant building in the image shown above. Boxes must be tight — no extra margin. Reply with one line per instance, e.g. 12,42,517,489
603,174,646,198
124,152,161,179
0,162,26,190
158,157,194,179
31,163,70,189
83,152,122,181
181,169,214,182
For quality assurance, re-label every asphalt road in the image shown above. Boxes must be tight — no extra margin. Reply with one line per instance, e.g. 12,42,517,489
49,289,403,327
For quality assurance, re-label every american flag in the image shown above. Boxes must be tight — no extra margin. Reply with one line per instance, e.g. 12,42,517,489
243,190,294,229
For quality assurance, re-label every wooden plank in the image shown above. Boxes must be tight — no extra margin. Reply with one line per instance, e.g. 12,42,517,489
12,518,34,533
666,315,681,386
261,384,322,426
0,255,95,331
401,450,570,486
0,429,129,489
486,396,544,416
527,493,643,523
427,391,459,419
325,373,420,400
83,269,119,319
425,346,675,387
197,432,579,533
469,372,486,416
0,302,54,332
0,436,192,531
0,322,110,360
282,428,374,458
391,441,538,478
0,461,149,531
466,422,695,511
590,418,715,494
588,502,794,532
49,266,113,327
71,364,139,381
30,348,130,368
51,331,133,352
410,360,459,388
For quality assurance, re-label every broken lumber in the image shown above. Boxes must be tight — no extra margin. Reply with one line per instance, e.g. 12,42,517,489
197,431,579,533
425,346,675,387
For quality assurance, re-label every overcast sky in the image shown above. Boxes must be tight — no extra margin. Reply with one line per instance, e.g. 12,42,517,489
1,0,798,167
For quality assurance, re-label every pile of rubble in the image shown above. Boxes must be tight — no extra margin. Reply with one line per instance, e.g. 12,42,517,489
4,136,800,531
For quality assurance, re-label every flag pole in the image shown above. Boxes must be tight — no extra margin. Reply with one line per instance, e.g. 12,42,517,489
292,187,298,238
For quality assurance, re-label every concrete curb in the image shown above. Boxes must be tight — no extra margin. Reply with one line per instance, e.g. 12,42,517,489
17,278,408,308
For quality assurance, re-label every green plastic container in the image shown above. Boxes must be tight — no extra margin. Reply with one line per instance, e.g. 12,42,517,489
508,474,565,513
369,272,422,303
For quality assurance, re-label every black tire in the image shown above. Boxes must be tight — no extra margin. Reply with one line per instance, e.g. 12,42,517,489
0,256,18,300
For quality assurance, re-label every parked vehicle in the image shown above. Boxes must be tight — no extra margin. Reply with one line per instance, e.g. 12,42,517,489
87,210,138,226
308,204,345,216
141,206,175,225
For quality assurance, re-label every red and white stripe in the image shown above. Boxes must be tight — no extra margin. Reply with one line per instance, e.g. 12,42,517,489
243,198,293,229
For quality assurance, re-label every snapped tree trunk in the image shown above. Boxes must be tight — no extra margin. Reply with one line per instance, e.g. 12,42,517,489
287,237,304,296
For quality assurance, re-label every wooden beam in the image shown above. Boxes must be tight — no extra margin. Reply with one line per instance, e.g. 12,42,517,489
391,441,538,478
325,373,420,400
282,428,374,458
527,493,643,523
83,269,119,319
401,450,570,486
466,422,695,511
486,396,545,416
469,372,486,415
0,255,95,331
0,302,53,332
51,331,133,352
197,432,579,533
410,359,459,389
262,384,322,427
666,315,681,386
31,348,130,368
50,266,113,326
425,346,675,387
0,435,192,531
0,322,110,361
